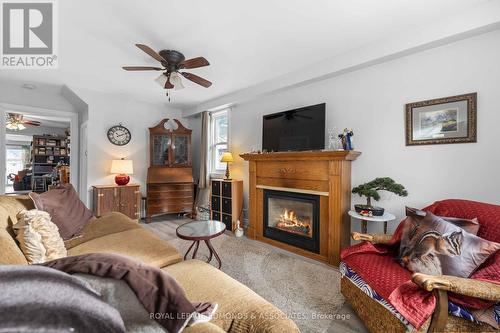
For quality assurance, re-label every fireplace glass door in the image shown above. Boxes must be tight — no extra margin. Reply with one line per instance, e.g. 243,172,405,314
263,190,320,253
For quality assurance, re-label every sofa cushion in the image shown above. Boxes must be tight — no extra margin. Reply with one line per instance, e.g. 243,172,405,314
76,274,225,333
163,259,300,333
0,195,35,231
0,204,28,265
30,184,93,240
65,212,141,249
67,228,182,268
341,243,412,301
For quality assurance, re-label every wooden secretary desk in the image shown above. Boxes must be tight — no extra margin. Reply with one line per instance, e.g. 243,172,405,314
146,119,194,222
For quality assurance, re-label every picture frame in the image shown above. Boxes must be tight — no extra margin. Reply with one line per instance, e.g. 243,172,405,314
405,93,477,146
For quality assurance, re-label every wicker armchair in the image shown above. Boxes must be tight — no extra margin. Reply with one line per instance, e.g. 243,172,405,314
348,232,500,332
341,199,500,333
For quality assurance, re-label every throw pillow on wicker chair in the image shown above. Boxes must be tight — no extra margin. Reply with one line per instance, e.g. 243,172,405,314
398,208,500,277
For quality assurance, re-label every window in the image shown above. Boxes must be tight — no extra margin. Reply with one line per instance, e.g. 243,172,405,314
210,109,229,172
6,146,24,186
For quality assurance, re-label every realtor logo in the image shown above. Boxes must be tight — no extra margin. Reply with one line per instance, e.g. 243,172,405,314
1,0,58,68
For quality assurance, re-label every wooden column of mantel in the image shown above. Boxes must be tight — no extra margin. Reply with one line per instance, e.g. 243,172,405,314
240,150,361,266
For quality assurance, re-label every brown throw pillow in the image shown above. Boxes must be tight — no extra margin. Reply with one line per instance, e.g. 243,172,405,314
29,184,93,240
398,208,500,277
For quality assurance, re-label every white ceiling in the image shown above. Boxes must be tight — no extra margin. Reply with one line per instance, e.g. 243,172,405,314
1,0,496,109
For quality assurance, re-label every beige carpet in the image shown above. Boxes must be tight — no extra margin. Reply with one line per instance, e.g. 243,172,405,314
142,216,368,333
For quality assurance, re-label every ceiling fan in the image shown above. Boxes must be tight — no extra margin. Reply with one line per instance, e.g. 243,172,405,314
6,113,41,131
123,44,212,99
265,110,313,121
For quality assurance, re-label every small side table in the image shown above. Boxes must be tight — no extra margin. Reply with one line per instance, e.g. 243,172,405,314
176,220,226,269
348,210,396,234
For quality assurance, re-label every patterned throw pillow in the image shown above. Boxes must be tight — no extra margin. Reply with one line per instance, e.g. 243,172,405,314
14,209,67,264
398,208,500,277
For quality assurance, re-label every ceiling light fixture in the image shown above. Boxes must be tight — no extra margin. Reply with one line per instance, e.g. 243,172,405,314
6,122,25,131
5,113,40,131
155,73,168,88
170,72,185,90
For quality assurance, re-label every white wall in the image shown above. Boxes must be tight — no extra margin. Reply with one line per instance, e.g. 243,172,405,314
75,89,183,203
192,29,500,235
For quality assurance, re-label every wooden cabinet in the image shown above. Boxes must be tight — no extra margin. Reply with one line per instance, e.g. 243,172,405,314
146,119,194,221
211,179,243,231
92,184,141,220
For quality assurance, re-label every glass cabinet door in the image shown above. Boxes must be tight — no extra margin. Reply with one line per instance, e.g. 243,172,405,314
152,135,170,166
171,134,190,166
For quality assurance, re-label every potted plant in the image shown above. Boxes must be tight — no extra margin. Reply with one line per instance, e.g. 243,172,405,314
352,177,408,216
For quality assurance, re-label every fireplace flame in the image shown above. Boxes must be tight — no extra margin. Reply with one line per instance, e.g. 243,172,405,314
277,209,312,236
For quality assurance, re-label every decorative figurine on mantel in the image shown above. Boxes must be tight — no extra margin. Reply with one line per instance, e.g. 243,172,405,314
352,177,408,216
339,128,354,150
327,127,343,150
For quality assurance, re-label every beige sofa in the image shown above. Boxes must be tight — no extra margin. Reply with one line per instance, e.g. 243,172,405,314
0,195,299,333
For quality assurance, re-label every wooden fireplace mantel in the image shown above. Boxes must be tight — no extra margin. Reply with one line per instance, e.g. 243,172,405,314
240,150,361,266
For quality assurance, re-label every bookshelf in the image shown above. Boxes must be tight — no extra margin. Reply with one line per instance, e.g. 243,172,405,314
31,135,70,191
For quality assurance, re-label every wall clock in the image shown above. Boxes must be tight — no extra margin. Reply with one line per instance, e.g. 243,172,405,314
107,123,131,146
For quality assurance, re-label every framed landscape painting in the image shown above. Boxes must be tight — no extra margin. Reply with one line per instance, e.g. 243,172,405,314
405,93,477,146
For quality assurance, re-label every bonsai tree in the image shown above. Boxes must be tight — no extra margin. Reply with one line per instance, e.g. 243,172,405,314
352,177,408,207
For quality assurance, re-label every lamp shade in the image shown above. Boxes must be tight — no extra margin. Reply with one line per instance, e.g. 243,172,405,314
111,159,133,174
220,152,234,163
170,72,185,90
155,74,168,88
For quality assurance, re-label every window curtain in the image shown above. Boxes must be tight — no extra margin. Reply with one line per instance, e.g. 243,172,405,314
198,111,210,189
194,111,211,217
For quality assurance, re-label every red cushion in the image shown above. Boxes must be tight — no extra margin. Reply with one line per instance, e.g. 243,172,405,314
342,248,411,300
425,199,500,243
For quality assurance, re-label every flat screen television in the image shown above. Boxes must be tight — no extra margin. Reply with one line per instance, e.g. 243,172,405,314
262,103,325,152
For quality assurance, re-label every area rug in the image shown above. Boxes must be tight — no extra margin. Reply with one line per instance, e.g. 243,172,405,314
142,217,354,333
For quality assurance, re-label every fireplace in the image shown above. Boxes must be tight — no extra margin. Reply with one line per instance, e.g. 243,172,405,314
263,190,320,253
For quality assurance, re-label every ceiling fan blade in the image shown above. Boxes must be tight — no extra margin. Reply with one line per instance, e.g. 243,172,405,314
164,75,174,89
265,114,284,120
135,44,166,63
122,66,163,71
295,115,313,120
180,57,209,69
23,120,41,126
180,72,212,88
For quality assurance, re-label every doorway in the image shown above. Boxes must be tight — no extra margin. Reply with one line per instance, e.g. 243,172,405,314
1,105,79,195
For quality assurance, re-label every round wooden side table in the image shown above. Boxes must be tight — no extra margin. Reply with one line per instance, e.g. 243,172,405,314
176,220,226,269
348,210,396,234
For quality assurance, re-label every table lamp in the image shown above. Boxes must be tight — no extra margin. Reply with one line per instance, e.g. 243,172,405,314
111,158,133,185
220,152,234,180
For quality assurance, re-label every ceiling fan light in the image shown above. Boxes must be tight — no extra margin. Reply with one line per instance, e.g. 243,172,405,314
6,123,16,130
170,72,184,90
155,73,168,88
18,124,26,130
